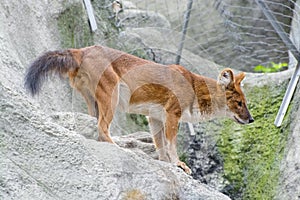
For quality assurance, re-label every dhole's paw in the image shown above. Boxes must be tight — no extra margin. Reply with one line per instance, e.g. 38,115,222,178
98,135,115,143
177,161,192,175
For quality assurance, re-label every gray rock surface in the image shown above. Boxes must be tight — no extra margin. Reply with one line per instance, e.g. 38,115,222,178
274,1,300,198
276,1,300,198
1,0,300,199
276,101,300,199
113,132,159,160
0,1,231,199
0,87,231,200
118,9,171,28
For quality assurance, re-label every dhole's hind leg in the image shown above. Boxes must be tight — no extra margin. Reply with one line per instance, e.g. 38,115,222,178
96,91,118,143
79,88,99,118
95,77,119,143
97,113,114,143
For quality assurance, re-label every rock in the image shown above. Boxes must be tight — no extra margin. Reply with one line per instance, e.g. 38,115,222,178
276,1,300,198
187,122,227,192
0,84,231,200
0,1,231,197
117,27,223,78
113,132,159,160
1,0,300,199
48,112,158,159
129,0,295,71
123,0,138,9
0,0,88,114
276,4,300,194
48,112,98,139
118,9,171,28
276,103,300,199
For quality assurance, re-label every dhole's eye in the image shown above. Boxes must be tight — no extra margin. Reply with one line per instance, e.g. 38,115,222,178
238,101,242,107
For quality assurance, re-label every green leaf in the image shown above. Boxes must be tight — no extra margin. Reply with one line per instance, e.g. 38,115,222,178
254,62,288,73
254,65,266,72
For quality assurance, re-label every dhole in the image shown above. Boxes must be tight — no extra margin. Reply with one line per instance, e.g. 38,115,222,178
24,45,254,174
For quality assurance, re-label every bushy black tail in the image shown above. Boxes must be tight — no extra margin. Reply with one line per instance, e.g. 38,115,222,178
24,49,80,96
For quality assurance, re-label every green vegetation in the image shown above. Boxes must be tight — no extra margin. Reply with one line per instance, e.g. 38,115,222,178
127,114,149,131
179,152,188,165
254,62,288,73
57,3,93,48
218,84,290,199
57,4,93,48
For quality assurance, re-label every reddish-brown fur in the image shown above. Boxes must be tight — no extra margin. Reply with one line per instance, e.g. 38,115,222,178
25,45,254,174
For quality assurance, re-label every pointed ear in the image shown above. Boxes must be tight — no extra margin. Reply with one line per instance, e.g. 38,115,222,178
235,72,246,85
218,68,234,89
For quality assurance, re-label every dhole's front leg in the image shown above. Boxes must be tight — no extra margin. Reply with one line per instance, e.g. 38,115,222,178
165,114,191,175
149,116,191,175
148,117,169,161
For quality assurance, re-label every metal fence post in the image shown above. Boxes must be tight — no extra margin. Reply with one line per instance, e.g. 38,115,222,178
175,0,193,65
175,0,195,135
255,0,300,127
83,0,98,32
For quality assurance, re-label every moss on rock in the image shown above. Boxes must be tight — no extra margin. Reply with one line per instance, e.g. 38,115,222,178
57,3,93,48
218,83,290,199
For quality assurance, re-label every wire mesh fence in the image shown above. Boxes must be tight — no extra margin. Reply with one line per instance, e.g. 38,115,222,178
87,0,300,138
97,0,299,73
49,1,300,199
91,1,300,198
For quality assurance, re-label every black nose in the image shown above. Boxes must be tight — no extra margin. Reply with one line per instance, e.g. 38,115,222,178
249,117,254,123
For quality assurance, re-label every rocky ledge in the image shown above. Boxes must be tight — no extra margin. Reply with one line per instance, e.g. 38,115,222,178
0,85,230,200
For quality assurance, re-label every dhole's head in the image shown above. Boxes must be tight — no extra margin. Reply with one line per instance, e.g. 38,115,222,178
218,68,254,124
